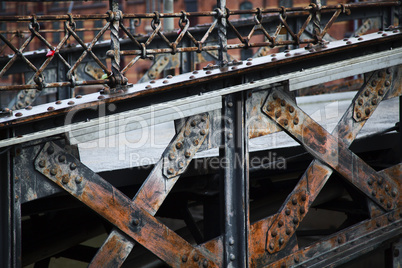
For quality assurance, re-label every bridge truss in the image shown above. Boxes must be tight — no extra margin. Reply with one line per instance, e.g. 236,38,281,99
0,0,402,267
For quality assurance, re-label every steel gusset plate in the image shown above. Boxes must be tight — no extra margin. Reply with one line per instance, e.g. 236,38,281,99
34,141,219,267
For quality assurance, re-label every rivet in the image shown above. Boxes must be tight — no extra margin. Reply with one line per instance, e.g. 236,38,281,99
47,146,54,155
293,118,299,125
193,254,199,262
167,168,174,175
185,151,191,158
278,238,284,246
385,184,389,192
387,202,392,208
278,219,284,227
206,71,212,74
355,111,360,118
230,254,236,261
62,175,70,184
378,89,384,96
285,53,291,57
377,177,383,185
376,221,381,227
190,75,195,79
388,214,394,222
200,129,206,135
358,37,363,41
372,97,378,105
229,237,235,245
371,80,377,87
162,80,168,84
246,62,252,66
192,71,199,74
15,112,23,117
346,41,352,44
38,160,46,168
391,189,397,197
167,75,173,79
386,68,392,74
98,96,105,100
247,58,253,61
227,102,233,107
145,85,152,89
372,190,377,196
358,98,363,106
275,111,281,118
178,161,184,169
168,153,176,160
382,33,388,37
150,80,156,84
300,207,306,214
272,57,277,61
193,139,199,146
48,106,55,111
201,115,208,122
25,106,33,110
283,119,288,126
191,120,197,127
380,196,385,203
267,105,273,112
364,90,370,96
343,38,349,41
301,194,307,201
75,176,82,184
203,260,208,267
68,101,75,105
292,197,297,205
58,155,66,162
56,100,62,105
338,237,343,244
182,255,188,262
385,81,391,87
269,242,275,250
231,66,237,70
368,178,373,185
309,49,315,52
281,100,286,106
293,217,299,224
132,218,140,226
272,93,278,100
285,209,291,215
289,106,294,113
176,142,183,149
228,133,233,140
76,95,82,99
365,108,370,116
184,130,191,137
70,163,77,170
50,168,57,176
294,256,300,263
271,230,277,237
286,228,291,235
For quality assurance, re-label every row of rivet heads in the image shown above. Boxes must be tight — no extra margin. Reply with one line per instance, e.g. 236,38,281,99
4,29,401,122
275,208,402,267
36,144,83,186
354,68,393,120
267,191,309,252
164,114,209,178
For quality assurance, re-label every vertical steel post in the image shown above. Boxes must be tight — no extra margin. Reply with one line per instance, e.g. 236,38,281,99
109,0,125,90
221,92,249,267
0,129,21,268
217,0,228,66
163,0,174,31
312,0,321,43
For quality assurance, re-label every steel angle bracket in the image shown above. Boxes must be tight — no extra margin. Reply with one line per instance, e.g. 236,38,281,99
353,68,394,122
34,142,219,267
163,113,209,179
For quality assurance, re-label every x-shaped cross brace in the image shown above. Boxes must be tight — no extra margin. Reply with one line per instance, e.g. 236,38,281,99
262,67,401,253
35,113,219,267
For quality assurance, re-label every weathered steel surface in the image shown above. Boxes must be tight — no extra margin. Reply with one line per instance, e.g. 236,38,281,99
90,113,211,266
261,66,402,254
35,141,219,267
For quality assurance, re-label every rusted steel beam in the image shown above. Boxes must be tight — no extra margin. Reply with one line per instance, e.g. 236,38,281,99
262,88,399,211
35,141,218,267
262,66,402,254
89,113,212,267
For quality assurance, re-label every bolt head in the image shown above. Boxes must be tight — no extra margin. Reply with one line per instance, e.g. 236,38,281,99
292,198,297,205
269,242,275,250
378,89,384,96
62,175,70,184
176,142,183,149
47,146,55,155
278,238,285,246
168,153,176,160
75,177,83,184
286,228,291,235
182,255,188,262
301,194,307,201
365,108,371,116
178,161,184,169
58,155,66,162
285,209,291,215
229,237,235,245
167,168,174,175
38,160,46,168
300,207,306,214
227,102,233,108
364,90,370,97
356,112,362,118
200,129,206,136
229,254,236,261
293,217,299,224
70,163,77,170
185,151,191,158
293,118,299,125
193,139,199,146
278,220,284,227
385,81,391,87
271,230,277,237
50,167,57,176
132,218,140,226
191,120,197,127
